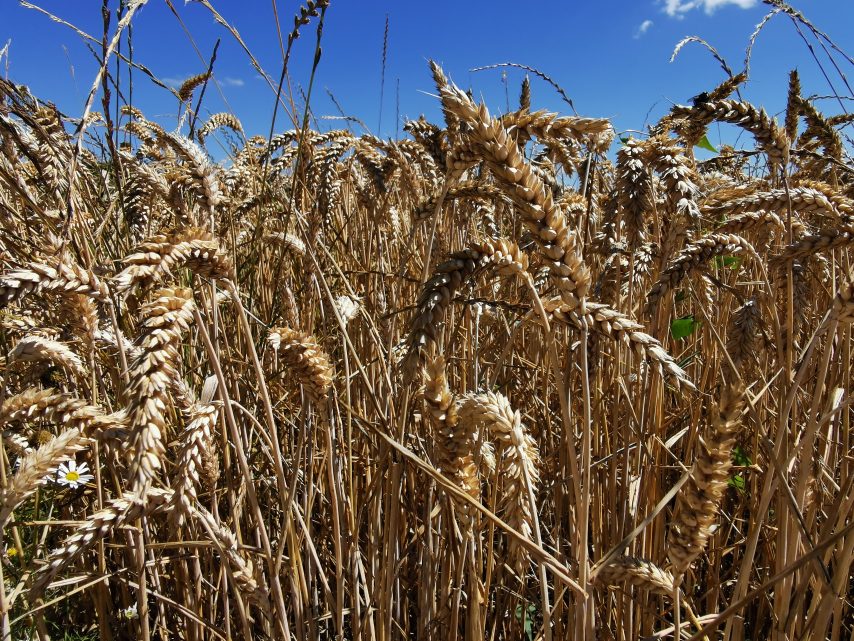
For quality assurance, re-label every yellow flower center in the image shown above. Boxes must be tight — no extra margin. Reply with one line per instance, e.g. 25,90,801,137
7,548,17,557
66,471,80,482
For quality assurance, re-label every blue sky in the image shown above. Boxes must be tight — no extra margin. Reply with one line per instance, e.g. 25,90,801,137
1,0,852,152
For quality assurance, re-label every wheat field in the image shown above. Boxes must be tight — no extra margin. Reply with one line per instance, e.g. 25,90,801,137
0,1,853,639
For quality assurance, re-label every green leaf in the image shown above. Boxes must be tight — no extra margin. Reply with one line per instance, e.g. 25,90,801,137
696,134,718,153
670,316,701,340
732,445,752,467
515,603,537,641
728,473,746,492
675,290,687,303
713,255,742,270
619,136,629,144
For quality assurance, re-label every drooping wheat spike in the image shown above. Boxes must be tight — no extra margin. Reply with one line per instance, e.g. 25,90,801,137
0,389,127,525
596,556,676,596
540,138,581,177
543,298,693,387
704,186,842,220
121,154,170,240
456,391,540,573
478,440,497,476
125,288,195,498
499,109,614,152
708,71,749,102
169,401,220,526
0,312,42,337
404,115,447,168
163,132,226,215
793,180,854,223
404,239,529,372
714,210,785,235
123,118,158,148
668,385,745,576
431,61,591,312
177,72,210,104
29,488,172,599
414,181,511,224
831,278,854,324
0,260,110,308
0,388,128,440
785,69,801,144
726,297,762,372
595,252,628,305
422,357,479,513
8,335,87,381
397,138,440,188
353,139,395,193
113,227,232,293
310,136,358,216
27,105,72,194
198,112,243,144
655,72,747,139
0,428,88,527
189,503,270,609
197,376,221,492
673,99,789,167
772,225,854,265
267,327,333,403
262,230,306,256
647,233,758,311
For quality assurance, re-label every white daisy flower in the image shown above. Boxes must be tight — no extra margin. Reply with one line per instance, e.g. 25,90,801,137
55,461,93,489
120,603,139,620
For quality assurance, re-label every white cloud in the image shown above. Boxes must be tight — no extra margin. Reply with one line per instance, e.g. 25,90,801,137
163,77,184,88
662,0,757,18
634,19,654,38
221,77,245,87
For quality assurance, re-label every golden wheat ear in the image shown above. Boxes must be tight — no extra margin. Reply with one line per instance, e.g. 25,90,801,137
596,556,676,596
267,326,333,403
0,261,110,309
673,99,788,167
646,232,758,313
125,288,195,498
403,239,528,376
667,385,745,576
29,489,172,599
456,391,540,574
114,227,232,293
422,357,479,507
430,60,591,312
